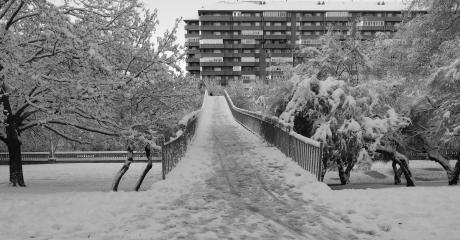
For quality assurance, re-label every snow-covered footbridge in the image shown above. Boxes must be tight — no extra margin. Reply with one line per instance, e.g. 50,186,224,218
154,94,361,239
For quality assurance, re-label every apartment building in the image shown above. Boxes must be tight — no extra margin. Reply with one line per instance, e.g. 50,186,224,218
185,0,425,86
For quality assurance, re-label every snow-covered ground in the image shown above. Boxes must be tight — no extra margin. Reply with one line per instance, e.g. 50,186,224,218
0,163,162,194
1,94,460,240
325,160,456,189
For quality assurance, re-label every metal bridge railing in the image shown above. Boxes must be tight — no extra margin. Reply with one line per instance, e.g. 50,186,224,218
223,90,324,181
161,91,206,179
0,151,159,164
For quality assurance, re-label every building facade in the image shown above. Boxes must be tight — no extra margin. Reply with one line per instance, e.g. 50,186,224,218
185,0,424,86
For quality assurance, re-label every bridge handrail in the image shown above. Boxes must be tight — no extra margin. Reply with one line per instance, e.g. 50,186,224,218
161,90,207,179
223,90,324,181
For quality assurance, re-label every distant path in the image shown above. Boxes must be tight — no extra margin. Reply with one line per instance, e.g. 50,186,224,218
152,96,367,240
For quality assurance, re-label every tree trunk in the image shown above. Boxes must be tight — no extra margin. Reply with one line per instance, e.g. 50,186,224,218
134,145,153,191
392,161,402,185
376,145,415,187
427,149,457,185
450,153,460,185
1,82,26,187
337,160,353,185
112,146,134,192
6,123,25,187
394,153,415,187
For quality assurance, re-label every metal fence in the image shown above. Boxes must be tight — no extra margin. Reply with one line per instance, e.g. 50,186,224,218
0,151,160,164
223,91,324,181
161,111,200,180
161,91,206,179
407,149,459,160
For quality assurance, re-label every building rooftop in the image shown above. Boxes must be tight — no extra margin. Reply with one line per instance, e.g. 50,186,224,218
199,0,416,12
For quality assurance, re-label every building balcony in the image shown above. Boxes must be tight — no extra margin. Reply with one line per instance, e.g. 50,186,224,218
357,26,385,31
326,26,350,31
201,53,224,57
241,70,260,75
296,16,324,21
298,26,325,31
385,16,403,21
200,34,233,39
200,62,241,67
186,57,200,63
200,44,225,49
325,17,351,22
233,16,262,21
264,26,287,31
263,17,288,21
240,44,259,49
359,16,387,22
263,43,291,49
186,66,200,71
240,53,261,57
199,15,232,21
269,53,292,57
232,26,262,30
185,34,200,38
185,49,200,54
264,35,288,40
185,42,199,47
184,25,200,31
241,62,257,67
233,35,263,39
200,25,232,31
201,70,241,76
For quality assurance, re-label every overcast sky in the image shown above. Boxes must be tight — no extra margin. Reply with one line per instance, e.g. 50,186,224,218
143,0,209,44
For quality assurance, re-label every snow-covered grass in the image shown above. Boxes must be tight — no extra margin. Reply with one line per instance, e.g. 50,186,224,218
1,94,459,240
324,160,456,188
0,163,162,194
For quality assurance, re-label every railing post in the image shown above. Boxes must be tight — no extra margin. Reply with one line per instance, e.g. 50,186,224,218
161,137,166,180
319,142,324,182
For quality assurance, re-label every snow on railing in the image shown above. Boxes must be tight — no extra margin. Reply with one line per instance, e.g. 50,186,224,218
223,90,324,181
161,90,207,179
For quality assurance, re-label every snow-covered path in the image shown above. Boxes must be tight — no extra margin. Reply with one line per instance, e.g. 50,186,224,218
164,95,361,239
2,94,460,240
150,95,361,239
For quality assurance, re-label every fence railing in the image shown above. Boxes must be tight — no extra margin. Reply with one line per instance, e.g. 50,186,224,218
223,90,324,181
161,91,206,179
0,151,160,164
407,150,459,160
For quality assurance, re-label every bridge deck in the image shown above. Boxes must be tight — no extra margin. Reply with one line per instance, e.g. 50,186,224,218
158,95,362,239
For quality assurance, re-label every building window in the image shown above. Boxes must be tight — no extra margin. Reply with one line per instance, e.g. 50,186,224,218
255,22,260,26
266,22,271,26
287,22,291,26
315,22,321,26
233,11,241,17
